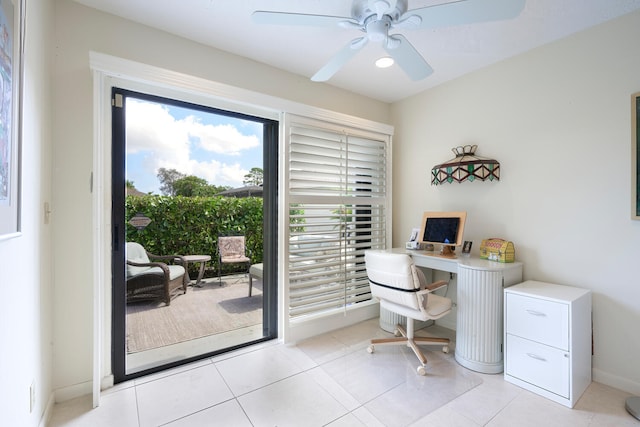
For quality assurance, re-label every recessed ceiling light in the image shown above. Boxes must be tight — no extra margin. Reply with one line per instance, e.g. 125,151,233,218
375,56,394,68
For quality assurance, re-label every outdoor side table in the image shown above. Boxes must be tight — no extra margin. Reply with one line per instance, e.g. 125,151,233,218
182,255,211,287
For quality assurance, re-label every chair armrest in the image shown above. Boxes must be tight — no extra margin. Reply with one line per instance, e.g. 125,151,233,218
421,280,448,292
147,253,186,265
416,280,449,310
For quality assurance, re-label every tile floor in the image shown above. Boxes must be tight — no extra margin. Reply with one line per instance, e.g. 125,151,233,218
49,319,639,426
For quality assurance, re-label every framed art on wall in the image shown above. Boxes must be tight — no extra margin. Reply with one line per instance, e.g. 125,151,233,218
0,0,24,240
633,92,640,220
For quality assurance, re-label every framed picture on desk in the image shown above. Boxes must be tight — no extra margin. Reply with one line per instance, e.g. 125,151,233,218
462,241,472,254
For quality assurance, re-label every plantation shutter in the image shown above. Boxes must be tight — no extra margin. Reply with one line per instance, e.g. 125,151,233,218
286,115,389,319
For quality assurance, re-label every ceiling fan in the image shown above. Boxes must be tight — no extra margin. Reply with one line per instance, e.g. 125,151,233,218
252,0,526,82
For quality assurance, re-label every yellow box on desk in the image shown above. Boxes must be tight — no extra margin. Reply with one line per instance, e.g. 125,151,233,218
480,238,515,263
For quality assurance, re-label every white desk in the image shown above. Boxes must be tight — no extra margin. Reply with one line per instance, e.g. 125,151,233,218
391,248,523,374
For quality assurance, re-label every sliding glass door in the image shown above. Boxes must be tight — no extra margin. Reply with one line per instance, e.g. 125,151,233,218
111,88,278,381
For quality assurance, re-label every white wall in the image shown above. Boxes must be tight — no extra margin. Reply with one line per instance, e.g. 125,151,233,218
391,10,640,394
0,0,54,425
52,0,390,399
51,0,640,404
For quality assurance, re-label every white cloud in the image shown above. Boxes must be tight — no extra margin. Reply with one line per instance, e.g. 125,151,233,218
126,99,260,189
185,117,259,156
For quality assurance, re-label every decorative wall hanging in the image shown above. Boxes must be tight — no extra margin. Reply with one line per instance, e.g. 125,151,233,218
0,0,25,241
431,145,500,185
632,92,640,219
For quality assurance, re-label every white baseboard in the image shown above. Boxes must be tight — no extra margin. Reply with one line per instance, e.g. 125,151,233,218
285,302,379,343
101,374,114,390
39,392,55,427
54,380,93,403
593,368,640,395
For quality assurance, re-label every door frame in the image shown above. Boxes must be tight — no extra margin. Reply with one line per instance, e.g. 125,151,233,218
110,87,279,382
90,53,283,399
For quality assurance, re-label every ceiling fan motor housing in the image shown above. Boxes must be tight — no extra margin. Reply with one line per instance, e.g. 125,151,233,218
352,0,408,24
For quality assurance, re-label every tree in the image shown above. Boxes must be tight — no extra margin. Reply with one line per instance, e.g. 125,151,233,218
125,180,135,189
157,167,186,196
172,175,233,197
172,175,210,197
243,167,263,186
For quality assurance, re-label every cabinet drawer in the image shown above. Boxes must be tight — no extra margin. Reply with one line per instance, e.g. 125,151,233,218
505,334,570,398
505,293,569,349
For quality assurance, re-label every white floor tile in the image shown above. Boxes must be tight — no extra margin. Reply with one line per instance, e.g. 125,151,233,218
215,344,310,396
446,372,521,425
485,389,594,427
307,366,361,411
136,363,233,427
575,382,640,426
237,371,349,427
350,406,387,427
164,399,252,427
133,358,212,386
49,321,640,427
296,331,356,365
409,405,481,427
325,412,370,427
319,343,409,404
48,388,138,427
364,359,483,427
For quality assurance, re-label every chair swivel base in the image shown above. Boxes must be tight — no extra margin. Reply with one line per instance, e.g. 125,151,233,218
367,324,450,375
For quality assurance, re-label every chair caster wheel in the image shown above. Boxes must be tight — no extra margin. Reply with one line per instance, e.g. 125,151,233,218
442,345,449,354
393,329,401,337
417,366,426,376
367,345,374,354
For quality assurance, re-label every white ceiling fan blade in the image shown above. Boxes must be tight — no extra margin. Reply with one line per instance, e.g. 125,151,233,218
311,37,369,82
408,0,526,30
384,34,433,81
252,11,354,27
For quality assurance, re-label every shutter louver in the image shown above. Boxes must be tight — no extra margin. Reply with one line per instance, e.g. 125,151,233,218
287,119,388,319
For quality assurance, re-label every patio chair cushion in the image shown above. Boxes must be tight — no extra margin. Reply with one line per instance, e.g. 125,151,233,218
144,265,186,280
126,242,152,277
250,263,263,279
126,242,186,280
221,254,251,263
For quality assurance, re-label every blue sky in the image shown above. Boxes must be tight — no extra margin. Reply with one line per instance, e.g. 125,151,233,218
126,98,263,194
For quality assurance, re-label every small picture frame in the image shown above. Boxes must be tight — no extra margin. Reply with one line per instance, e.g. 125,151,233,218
462,241,473,254
408,227,420,242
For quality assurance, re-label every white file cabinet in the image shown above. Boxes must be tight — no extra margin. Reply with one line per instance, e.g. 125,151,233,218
504,281,591,408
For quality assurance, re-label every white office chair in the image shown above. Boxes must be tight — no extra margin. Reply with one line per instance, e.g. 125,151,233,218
365,250,452,375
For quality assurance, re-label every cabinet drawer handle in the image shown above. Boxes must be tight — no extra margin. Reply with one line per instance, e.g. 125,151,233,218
526,353,547,362
526,309,546,317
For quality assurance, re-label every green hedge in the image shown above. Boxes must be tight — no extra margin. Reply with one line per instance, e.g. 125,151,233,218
126,195,263,277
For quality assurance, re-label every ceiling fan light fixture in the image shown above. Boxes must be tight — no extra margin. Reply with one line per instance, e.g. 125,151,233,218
375,56,394,68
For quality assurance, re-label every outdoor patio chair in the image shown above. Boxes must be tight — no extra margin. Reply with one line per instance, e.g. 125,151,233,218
217,235,251,285
125,242,188,306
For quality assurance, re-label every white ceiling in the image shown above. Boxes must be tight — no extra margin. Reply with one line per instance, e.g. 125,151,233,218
72,0,640,103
